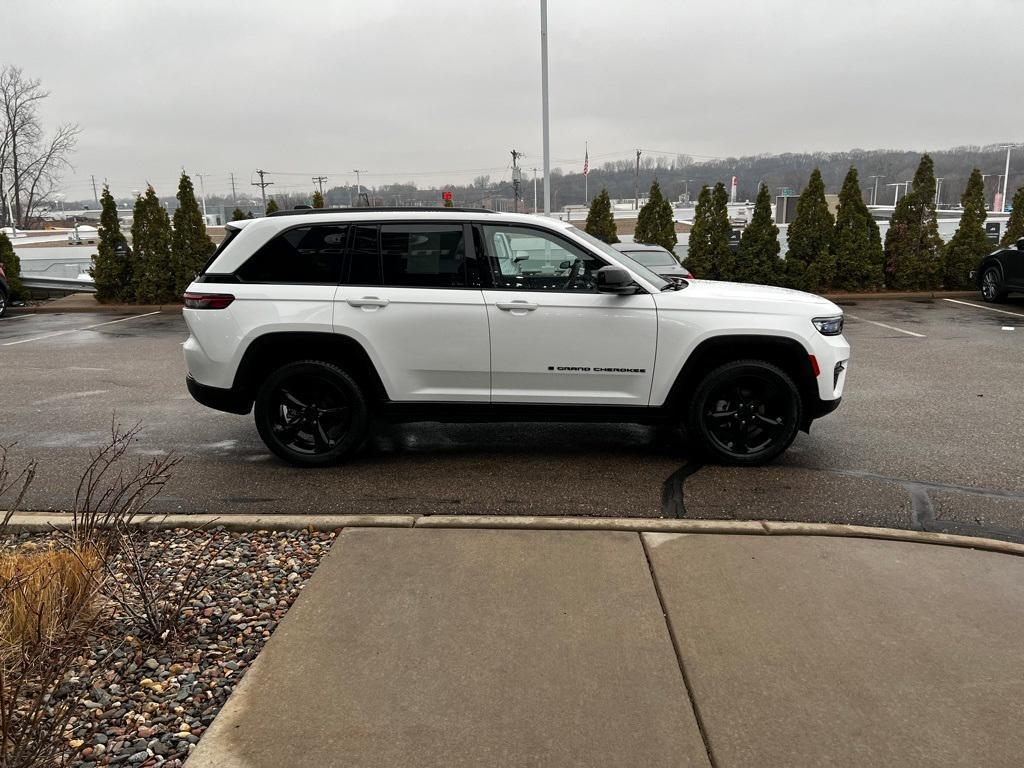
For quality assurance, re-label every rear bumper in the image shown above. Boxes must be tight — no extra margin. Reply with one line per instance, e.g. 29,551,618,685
186,375,252,415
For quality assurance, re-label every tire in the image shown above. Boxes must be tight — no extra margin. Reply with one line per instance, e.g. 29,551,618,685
254,360,369,467
685,359,803,466
0,289,6,319
980,266,1007,303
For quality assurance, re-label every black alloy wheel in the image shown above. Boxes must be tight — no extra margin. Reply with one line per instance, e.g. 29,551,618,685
689,360,802,466
981,267,1006,303
255,360,368,466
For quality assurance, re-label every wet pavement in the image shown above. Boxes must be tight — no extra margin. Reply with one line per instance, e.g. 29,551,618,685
1,296,1023,541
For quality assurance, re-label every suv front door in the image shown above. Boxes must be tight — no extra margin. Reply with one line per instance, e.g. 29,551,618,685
333,222,490,402
478,223,657,405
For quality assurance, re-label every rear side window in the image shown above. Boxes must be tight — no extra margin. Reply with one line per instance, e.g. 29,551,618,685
380,224,479,288
236,225,347,284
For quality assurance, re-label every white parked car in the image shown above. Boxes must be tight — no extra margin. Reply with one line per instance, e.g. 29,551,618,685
183,208,849,467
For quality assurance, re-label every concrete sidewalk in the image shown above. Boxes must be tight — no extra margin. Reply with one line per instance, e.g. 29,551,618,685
187,528,1024,768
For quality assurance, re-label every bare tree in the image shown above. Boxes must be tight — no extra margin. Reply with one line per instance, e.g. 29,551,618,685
0,66,79,228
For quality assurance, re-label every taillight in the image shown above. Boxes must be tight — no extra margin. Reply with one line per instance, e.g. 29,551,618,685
183,292,234,309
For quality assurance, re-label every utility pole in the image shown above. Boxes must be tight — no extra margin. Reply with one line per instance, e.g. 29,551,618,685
195,172,208,219
252,169,273,215
91,175,99,207
312,175,328,197
868,175,885,206
229,172,238,204
352,170,366,207
540,0,551,216
634,149,641,210
511,149,522,212
532,167,538,213
1000,144,1014,213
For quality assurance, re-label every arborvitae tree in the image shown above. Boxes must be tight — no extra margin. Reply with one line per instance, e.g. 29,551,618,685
884,154,943,290
585,188,619,243
943,169,990,289
171,172,215,296
687,183,733,280
787,168,834,268
0,232,24,300
230,208,247,221
131,187,175,304
1000,185,1024,246
265,198,279,215
90,185,131,302
831,167,884,291
312,190,325,209
634,180,677,252
735,183,780,285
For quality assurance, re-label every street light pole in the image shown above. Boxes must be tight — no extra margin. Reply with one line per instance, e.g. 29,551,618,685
1000,144,1013,213
195,173,208,219
532,167,538,213
540,0,551,216
869,175,885,206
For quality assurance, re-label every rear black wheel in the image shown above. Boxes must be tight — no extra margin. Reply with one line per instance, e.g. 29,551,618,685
981,267,1007,303
0,289,7,318
254,360,368,467
687,359,802,466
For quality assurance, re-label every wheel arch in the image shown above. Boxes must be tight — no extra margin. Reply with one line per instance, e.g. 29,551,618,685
665,334,819,423
233,331,388,406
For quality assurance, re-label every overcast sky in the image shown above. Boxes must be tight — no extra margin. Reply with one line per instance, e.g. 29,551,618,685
2,0,1021,201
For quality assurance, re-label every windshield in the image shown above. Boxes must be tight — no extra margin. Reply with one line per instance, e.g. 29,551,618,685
621,249,677,267
567,227,669,290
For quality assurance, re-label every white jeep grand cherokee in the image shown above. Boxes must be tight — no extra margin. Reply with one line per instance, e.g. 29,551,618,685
183,208,849,467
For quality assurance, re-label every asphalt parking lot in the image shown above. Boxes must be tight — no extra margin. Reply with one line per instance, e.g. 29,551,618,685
1,296,1023,541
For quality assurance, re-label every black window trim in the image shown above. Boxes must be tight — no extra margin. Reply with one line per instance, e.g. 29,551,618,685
473,220,627,294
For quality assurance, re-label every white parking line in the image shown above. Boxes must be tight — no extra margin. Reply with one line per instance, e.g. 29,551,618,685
845,313,925,338
943,298,1024,318
1,311,161,346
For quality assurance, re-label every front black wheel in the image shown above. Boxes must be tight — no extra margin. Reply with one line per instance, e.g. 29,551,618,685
686,359,802,466
254,360,369,467
0,290,7,318
980,267,1007,303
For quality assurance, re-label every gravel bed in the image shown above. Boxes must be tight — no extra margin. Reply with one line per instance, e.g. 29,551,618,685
7,528,335,767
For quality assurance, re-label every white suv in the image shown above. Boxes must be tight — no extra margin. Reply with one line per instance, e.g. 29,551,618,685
183,208,849,467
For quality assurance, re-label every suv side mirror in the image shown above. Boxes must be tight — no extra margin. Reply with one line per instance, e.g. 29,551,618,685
1016,238,1024,250
596,266,638,295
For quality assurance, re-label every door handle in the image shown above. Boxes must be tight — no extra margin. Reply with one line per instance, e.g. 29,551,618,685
347,296,390,308
495,300,538,312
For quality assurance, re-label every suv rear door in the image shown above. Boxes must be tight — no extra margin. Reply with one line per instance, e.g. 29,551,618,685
477,223,657,405
333,221,490,402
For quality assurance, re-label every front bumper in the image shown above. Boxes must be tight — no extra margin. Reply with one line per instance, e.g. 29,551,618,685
186,375,252,415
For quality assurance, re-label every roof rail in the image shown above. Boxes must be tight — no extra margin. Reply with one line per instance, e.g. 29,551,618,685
268,206,500,217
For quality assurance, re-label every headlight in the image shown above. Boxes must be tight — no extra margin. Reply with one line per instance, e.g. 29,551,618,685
812,315,844,336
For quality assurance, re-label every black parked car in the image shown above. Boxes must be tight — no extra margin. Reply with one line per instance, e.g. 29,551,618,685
974,238,1024,302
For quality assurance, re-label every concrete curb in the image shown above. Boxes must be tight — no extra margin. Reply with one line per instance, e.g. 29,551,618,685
3,512,1022,557
824,290,976,302
10,302,182,315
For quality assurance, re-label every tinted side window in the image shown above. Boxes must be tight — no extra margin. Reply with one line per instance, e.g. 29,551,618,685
236,225,346,284
346,225,381,285
380,224,477,288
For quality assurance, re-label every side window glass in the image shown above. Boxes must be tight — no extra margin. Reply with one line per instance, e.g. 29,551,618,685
380,224,477,288
347,225,381,285
481,225,603,292
236,225,347,284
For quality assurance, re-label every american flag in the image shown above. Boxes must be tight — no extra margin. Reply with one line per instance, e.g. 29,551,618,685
583,146,589,176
